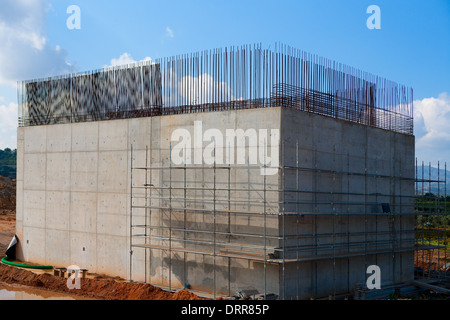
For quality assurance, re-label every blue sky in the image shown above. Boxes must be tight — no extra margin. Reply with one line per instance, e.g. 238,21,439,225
0,0,449,164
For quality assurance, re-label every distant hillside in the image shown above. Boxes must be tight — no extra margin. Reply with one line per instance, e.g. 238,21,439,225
0,148,16,180
415,165,450,195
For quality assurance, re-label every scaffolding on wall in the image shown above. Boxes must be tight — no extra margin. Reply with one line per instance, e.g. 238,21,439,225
129,145,281,299
129,141,425,300
415,160,449,283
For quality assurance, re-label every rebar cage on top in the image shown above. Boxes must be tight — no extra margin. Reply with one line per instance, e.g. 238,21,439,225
17,43,413,135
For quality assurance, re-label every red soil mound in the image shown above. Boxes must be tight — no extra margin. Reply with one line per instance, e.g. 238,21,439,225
0,263,209,300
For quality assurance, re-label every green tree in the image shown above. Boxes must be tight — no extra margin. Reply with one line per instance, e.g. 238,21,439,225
0,148,17,179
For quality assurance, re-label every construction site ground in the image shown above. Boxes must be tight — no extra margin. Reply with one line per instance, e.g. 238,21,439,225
0,176,210,300
0,175,448,300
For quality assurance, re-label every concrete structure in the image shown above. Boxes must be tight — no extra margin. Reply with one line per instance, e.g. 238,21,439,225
16,105,415,299
16,44,416,299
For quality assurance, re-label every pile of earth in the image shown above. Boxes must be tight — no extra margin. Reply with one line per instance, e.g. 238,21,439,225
0,175,213,300
0,176,15,213
0,263,209,300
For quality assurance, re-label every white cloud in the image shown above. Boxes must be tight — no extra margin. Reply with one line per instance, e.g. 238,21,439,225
108,53,136,67
0,100,18,149
165,27,174,38
414,92,450,163
0,101,17,132
0,0,74,149
178,73,236,105
105,53,152,68
0,0,74,86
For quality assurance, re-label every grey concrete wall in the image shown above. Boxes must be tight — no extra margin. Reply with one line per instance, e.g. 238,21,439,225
16,106,415,299
130,108,282,296
17,120,132,277
279,108,415,299
17,107,282,296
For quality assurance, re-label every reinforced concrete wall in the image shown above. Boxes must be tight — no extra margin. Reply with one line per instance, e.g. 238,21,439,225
16,106,415,299
279,108,415,299
16,107,280,278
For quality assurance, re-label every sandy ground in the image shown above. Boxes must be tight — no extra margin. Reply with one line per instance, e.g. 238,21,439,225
0,262,209,300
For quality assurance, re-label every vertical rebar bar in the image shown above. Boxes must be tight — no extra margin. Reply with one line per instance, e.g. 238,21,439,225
169,143,172,291
129,144,134,282
19,44,413,135
213,159,217,299
145,145,148,283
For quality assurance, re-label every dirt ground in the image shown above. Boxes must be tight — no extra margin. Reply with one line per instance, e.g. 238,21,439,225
0,212,15,254
415,250,450,273
0,263,208,300
0,176,16,255
0,209,209,300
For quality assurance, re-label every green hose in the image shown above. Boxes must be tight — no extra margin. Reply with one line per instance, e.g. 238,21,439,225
1,256,53,269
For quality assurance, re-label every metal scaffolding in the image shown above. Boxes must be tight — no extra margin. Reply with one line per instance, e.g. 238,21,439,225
129,141,423,300
414,160,449,282
16,40,449,299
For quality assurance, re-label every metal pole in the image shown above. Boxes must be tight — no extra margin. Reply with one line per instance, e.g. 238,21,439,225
441,161,447,279
145,145,148,283
129,144,133,282
438,161,441,278
228,163,231,297
184,152,187,288
169,143,172,291
213,159,217,298
282,140,285,300
264,148,267,299
296,140,299,299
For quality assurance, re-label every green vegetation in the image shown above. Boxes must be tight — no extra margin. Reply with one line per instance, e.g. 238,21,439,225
415,192,450,257
416,192,450,212
0,148,16,179
416,193,450,228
